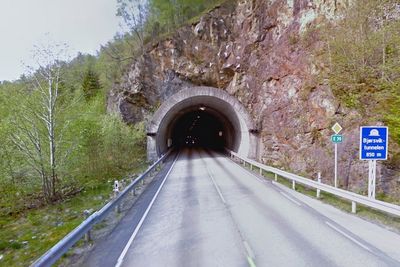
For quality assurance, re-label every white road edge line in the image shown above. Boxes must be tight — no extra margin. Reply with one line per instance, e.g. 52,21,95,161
255,176,267,184
227,156,274,188
279,191,302,206
206,165,226,204
115,152,180,267
325,221,372,252
228,157,303,208
243,241,255,259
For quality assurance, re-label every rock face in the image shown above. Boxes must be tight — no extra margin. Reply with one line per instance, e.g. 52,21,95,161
108,0,399,197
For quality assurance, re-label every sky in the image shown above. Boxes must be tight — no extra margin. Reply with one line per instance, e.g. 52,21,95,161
0,0,121,81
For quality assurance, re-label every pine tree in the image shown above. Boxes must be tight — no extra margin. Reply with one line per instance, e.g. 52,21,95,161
82,69,101,100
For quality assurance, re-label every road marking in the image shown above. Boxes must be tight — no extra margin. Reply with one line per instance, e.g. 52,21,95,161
226,156,273,188
206,164,226,204
280,191,302,206
247,256,257,267
325,221,372,252
255,176,267,184
243,241,255,259
115,152,180,267
204,151,256,267
229,158,303,208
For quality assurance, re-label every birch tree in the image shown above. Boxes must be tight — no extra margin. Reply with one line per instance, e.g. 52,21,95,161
11,42,70,202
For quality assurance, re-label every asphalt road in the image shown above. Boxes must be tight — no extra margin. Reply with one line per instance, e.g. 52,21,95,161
86,148,400,267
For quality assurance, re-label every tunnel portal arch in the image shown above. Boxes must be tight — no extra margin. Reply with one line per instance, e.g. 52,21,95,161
147,86,258,161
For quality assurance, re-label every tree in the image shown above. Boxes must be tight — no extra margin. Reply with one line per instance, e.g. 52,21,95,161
82,69,101,100
10,42,71,202
323,0,400,142
324,0,400,104
146,0,211,33
116,0,149,56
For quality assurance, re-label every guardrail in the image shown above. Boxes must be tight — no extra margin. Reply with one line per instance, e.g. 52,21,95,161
228,150,400,218
32,150,173,267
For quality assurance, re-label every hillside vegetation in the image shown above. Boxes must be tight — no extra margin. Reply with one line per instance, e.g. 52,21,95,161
320,0,400,147
0,0,399,265
0,0,225,216
0,0,229,265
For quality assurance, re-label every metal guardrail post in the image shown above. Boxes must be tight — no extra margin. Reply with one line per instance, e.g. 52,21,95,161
32,150,173,267
317,172,321,198
259,167,262,175
113,180,121,213
274,173,278,182
130,181,135,197
352,201,357,213
226,149,400,218
83,210,91,243
292,180,296,190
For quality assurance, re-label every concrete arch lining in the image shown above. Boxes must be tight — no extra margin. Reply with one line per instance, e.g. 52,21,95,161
156,96,240,156
147,86,257,161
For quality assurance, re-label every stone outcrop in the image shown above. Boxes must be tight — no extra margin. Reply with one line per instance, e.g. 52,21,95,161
107,0,399,197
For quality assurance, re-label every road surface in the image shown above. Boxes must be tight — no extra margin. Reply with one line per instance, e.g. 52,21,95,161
85,148,400,267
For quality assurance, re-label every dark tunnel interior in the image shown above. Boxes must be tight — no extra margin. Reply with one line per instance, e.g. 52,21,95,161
159,103,239,154
171,110,226,150
153,96,245,157
148,90,255,160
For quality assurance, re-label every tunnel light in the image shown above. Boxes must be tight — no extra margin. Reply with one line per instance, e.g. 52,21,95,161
199,106,206,111
197,116,200,119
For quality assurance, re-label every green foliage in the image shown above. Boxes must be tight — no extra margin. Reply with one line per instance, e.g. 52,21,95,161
96,0,230,90
146,0,223,34
82,69,102,100
321,0,400,143
0,178,144,266
64,97,146,185
0,72,145,216
0,0,232,263
384,91,400,142
113,0,228,59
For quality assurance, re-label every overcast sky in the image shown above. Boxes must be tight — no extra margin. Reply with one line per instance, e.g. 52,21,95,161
0,0,121,81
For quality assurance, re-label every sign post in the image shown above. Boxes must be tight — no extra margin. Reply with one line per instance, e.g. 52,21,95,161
360,126,388,199
331,123,343,188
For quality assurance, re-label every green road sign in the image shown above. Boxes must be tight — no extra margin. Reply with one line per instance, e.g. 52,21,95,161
331,134,343,143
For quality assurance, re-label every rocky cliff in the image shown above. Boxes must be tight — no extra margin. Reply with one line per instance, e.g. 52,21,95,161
107,0,399,198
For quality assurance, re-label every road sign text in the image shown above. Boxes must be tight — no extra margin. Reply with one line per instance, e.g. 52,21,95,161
360,126,388,160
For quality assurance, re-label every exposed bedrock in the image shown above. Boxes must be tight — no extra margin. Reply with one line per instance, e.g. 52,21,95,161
107,0,399,197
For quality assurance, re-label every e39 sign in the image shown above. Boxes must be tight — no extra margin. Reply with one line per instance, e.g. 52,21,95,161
360,126,388,160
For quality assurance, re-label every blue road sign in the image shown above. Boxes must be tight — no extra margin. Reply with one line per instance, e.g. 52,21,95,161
360,126,388,160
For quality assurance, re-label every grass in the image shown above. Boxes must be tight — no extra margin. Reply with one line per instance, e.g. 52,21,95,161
0,184,110,266
245,163,400,232
0,166,147,266
185,0,236,25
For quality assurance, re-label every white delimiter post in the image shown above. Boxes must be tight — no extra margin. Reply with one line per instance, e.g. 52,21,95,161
316,172,321,198
368,160,377,199
334,143,338,187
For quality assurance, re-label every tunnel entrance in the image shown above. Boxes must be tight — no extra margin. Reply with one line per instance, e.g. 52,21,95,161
147,86,258,161
171,107,234,150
